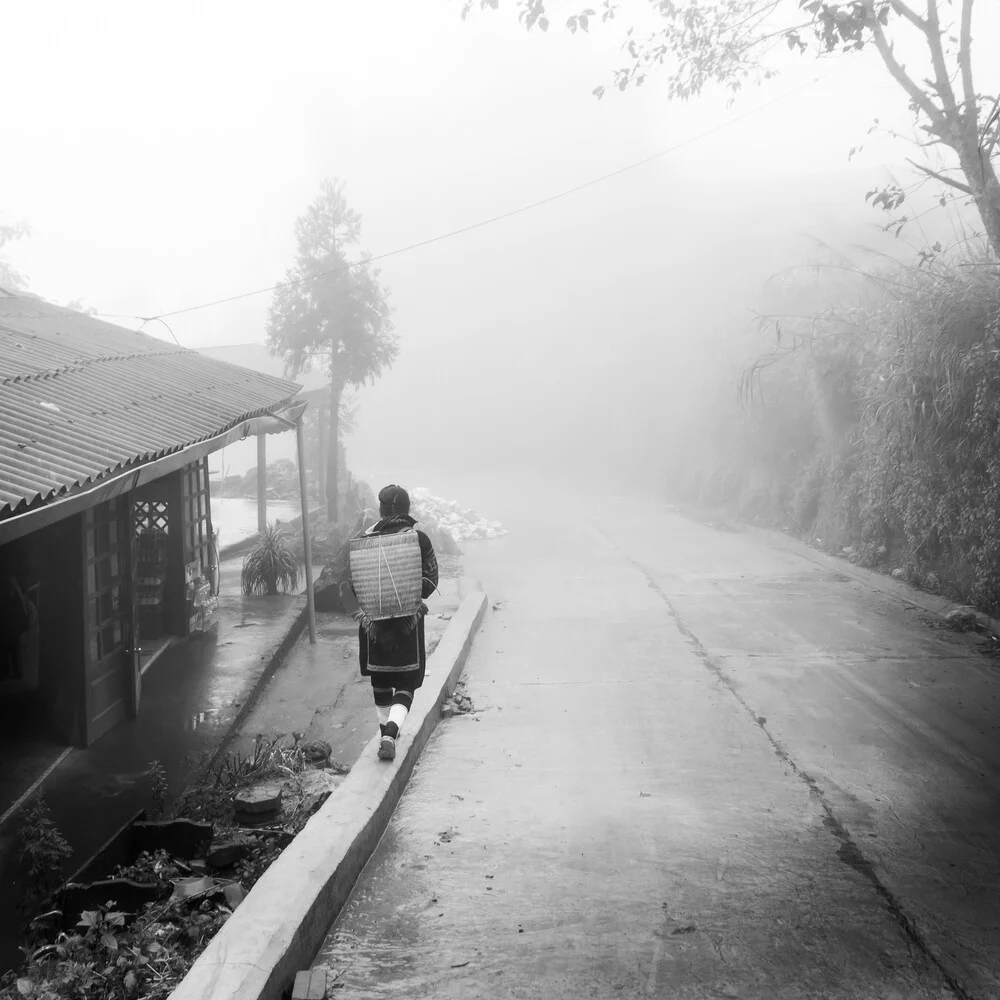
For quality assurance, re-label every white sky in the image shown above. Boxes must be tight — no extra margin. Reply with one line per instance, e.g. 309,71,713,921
1,0,994,482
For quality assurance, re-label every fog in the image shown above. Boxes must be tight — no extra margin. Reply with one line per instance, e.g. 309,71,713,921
1,0,988,498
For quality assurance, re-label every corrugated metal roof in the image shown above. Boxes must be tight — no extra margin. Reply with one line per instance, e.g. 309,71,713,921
0,294,301,519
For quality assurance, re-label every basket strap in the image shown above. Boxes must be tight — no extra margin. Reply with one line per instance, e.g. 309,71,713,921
378,545,403,610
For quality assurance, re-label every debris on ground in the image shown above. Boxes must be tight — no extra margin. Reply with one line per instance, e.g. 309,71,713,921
299,739,332,765
410,488,507,546
944,606,980,631
441,683,476,718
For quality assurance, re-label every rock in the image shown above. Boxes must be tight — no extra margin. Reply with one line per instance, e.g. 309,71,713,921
944,607,978,631
409,487,507,545
235,808,282,828
292,969,328,1000
234,784,283,815
206,841,248,869
300,740,332,764
223,883,247,909
440,704,456,719
891,568,905,579
301,770,341,814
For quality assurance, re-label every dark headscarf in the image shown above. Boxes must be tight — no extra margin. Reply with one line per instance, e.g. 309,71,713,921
378,484,410,518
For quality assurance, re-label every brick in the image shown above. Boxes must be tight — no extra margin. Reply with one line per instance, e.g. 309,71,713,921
291,968,326,999
233,784,282,814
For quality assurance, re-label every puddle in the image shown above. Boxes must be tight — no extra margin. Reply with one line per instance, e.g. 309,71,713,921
187,709,221,731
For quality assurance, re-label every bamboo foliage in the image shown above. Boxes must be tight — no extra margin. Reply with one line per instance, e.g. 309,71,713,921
681,246,1000,611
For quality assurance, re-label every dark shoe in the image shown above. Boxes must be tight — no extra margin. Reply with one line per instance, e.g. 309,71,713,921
378,735,396,761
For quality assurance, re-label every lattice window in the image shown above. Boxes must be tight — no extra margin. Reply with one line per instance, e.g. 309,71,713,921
133,500,169,571
134,500,169,535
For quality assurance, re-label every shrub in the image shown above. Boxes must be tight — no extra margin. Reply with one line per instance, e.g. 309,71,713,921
241,524,299,597
18,796,73,915
677,243,1000,613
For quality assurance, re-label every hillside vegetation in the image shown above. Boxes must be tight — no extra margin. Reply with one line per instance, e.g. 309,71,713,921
674,247,1000,615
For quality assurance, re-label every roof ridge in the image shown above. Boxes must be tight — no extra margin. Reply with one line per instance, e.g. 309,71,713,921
0,345,190,385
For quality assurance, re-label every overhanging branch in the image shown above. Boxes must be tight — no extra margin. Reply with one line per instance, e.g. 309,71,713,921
959,0,977,123
906,158,973,194
925,0,959,115
865,0,944,129
889,0,927,31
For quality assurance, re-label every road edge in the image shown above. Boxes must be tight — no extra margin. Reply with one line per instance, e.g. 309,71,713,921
738,521,1000,640
670,498,1000,641
169,582,489,1000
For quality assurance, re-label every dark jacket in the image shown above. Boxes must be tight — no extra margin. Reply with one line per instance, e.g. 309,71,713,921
343,514,439,681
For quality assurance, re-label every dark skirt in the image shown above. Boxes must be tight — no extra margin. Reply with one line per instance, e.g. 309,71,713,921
358,615,426,690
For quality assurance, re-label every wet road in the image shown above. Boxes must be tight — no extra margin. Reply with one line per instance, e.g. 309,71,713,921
315,490,999,999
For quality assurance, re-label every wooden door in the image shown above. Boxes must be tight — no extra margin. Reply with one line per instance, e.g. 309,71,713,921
82,495,135,745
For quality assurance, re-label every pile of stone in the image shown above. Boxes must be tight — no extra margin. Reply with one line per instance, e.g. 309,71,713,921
236,459,301,501
409,487,507,546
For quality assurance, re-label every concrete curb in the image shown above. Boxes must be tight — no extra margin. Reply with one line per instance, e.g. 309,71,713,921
169,583,489,1000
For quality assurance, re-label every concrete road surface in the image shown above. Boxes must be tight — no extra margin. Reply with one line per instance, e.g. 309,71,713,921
314,487,999,999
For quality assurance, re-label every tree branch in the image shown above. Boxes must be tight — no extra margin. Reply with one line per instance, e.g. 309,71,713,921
906,158,973,194
889,0,927,31
864,0,944,129
958,0,976,124
925,0,959,115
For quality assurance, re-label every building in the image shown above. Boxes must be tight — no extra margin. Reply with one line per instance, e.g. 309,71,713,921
0,290,304,748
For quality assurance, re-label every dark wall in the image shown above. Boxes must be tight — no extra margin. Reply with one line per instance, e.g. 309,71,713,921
0,513,85,744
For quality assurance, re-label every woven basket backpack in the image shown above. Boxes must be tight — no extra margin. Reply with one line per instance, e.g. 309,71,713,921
348,528,423,621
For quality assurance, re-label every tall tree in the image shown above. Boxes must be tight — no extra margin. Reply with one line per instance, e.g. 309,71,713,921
462,1,1000,256
266,180,398,519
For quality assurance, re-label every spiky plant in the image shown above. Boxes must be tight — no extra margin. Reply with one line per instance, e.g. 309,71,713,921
241,523,299,597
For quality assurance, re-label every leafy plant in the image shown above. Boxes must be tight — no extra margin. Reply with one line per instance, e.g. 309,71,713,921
77,908,126,955
148,761,168,821
18,797,73,914
212,734,305,790
240,524,299,597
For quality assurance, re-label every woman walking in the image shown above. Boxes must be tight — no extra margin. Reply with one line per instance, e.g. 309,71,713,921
342,484,439,761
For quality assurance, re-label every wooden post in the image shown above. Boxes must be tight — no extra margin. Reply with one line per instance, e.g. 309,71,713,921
256,433,267,533
295,417,317,645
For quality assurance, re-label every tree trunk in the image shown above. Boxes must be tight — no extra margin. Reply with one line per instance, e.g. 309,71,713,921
326,380,341,521
954,133,1000,258
318,407,328,508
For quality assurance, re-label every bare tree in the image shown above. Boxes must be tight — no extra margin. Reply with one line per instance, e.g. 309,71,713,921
463,1,1000,255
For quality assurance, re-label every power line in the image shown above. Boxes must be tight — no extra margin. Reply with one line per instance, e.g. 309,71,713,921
100,66,842,329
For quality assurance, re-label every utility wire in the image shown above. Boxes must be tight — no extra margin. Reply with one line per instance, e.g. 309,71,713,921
99,65,842,329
